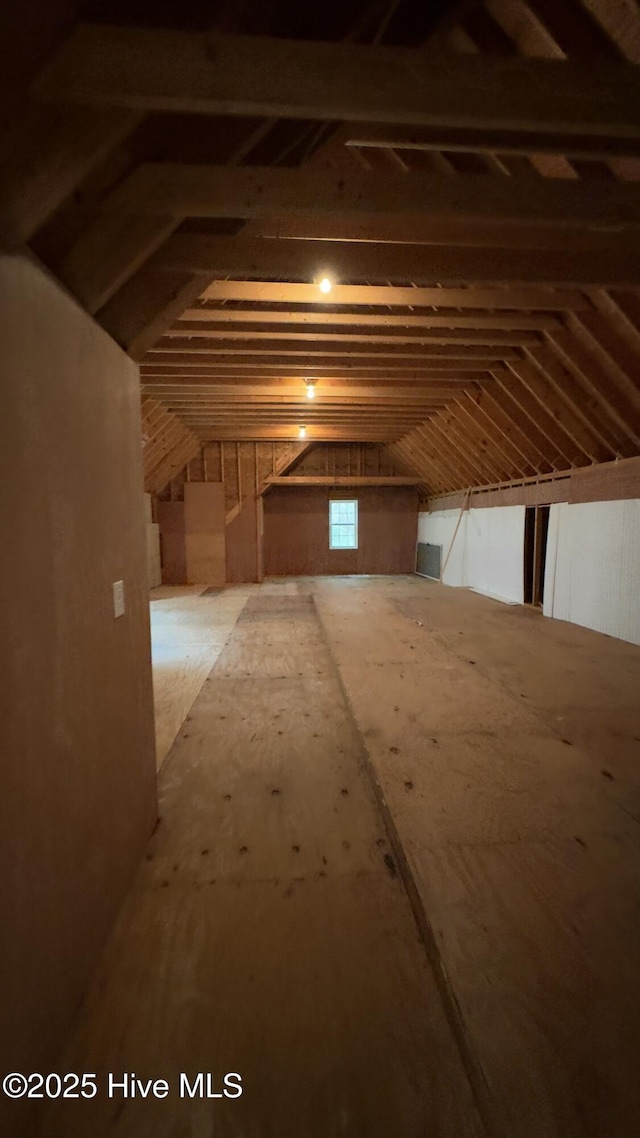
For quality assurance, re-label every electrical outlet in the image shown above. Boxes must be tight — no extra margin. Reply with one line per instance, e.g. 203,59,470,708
113,580,125,619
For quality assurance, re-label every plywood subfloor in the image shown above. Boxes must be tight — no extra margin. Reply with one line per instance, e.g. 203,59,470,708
33,582,483,1138
29,575,640,1138
314,575,640,1138
149,584,253,767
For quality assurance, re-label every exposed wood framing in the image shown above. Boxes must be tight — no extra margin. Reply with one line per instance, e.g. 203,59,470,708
35,26,640,140
266,475,421,486
9,7,640,485
148,234,640,288
142,397,201,494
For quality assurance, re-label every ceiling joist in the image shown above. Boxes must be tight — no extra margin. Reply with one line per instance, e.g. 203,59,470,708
10,9,640,472
35,26,640,142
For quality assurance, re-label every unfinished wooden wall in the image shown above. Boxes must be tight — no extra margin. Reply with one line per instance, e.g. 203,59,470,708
154,440,306,584
263,486,418,577
0,253,157,1130
226,495,261,584
184,482,225,585
153,442,413,585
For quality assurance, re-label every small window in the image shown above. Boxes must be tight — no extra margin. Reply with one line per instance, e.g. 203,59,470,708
329,499,358,549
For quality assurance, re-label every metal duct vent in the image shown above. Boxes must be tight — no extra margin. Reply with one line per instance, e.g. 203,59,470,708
416,542,442,581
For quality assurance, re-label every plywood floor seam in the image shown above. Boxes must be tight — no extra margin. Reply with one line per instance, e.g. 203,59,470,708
310,591,501,1138
32,579,485,1138
313,575,640,1138
23,575,640,1138
149,583,253,767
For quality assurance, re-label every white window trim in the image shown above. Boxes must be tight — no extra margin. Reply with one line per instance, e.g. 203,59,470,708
329,499,358,550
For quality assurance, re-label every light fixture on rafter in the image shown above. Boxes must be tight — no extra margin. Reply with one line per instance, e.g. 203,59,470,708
318,275,332,294
305,379,317,400
298,426,307,439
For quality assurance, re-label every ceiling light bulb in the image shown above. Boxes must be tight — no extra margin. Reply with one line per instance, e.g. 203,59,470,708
319,276,332,294
305,379,316,399
299,426,307,439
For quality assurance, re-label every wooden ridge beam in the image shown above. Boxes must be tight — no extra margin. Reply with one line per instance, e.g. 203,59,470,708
149,234,640,288
35,26,640,142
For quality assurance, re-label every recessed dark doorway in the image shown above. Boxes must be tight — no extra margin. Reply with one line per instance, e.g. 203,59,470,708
524,505,550,607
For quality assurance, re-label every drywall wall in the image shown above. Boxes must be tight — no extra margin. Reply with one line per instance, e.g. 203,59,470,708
264,486,418,576
422,496,640,645
418,505,525,603
544,499,640,645
464,505,525,604
184,481,226,585
0,253,157,1134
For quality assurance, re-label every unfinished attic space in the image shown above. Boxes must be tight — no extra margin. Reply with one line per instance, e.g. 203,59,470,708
4,0,640,1135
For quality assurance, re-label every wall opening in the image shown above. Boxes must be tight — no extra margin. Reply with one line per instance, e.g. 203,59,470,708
524,505,550,607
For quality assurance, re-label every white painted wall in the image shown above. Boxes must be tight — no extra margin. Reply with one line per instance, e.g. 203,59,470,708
544,499,640,646
418,505,524,603
464,505,525,604
421,498,640,646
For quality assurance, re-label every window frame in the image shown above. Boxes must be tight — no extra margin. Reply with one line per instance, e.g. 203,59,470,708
328,498,359,550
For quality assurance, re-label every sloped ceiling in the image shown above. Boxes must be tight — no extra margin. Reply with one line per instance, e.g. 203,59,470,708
4,0,640,494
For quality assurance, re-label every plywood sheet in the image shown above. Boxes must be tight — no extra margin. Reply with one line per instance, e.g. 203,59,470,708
149,585,252,767
315,577,640,1138
0,253,157,1137
145,521,161,588
545,499,640,645
184,531,226,584
225,493,260,583
184,481,226,585
36,586,482,1137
